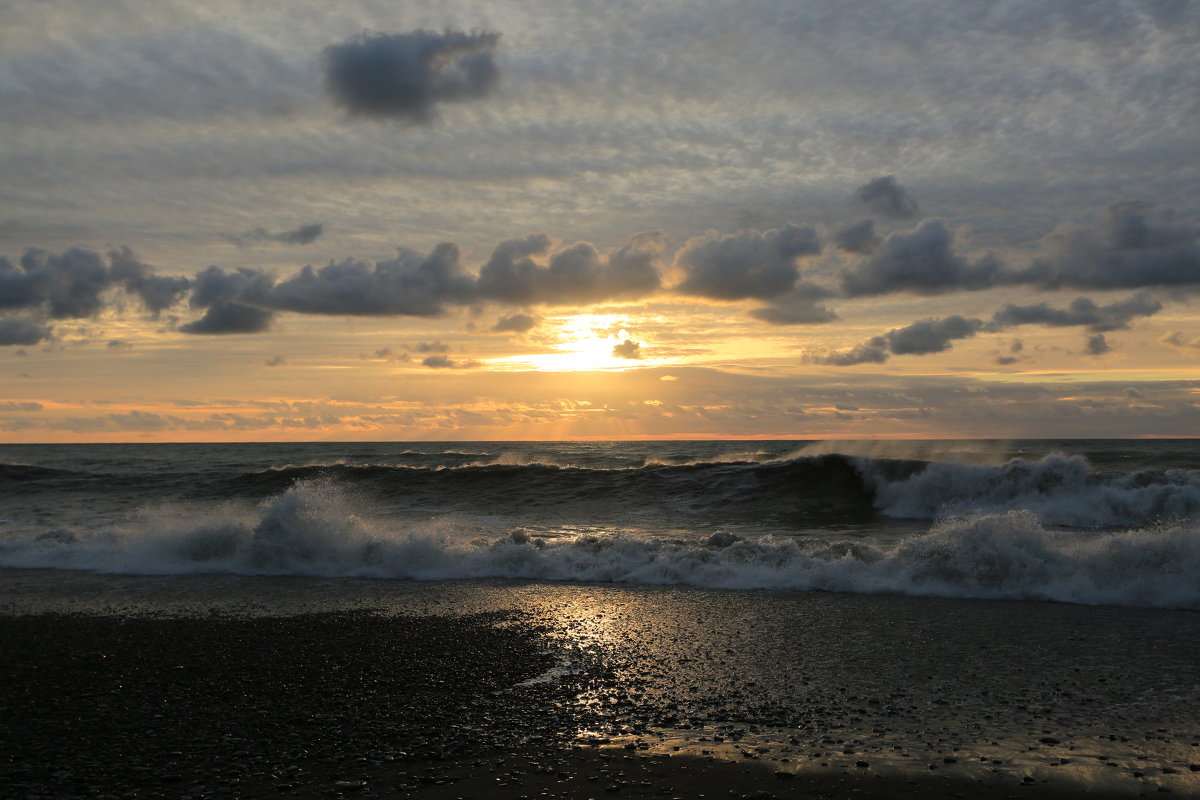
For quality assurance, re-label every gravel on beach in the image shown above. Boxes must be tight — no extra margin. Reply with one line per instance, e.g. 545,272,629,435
0,607,1172,800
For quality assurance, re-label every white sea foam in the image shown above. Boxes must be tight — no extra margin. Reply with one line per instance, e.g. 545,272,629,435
1,480,1197,609
861,454,1200,526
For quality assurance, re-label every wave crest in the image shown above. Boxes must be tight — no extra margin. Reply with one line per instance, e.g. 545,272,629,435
1,480,1197,609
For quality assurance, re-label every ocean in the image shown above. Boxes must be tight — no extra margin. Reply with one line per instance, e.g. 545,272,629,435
1,439,1197,606
2,439,1199,795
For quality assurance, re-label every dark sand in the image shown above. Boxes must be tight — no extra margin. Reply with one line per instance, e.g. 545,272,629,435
2,575,1200,800
2,603,1194,799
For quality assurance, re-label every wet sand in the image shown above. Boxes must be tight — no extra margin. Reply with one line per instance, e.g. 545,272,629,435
2,574,1198,798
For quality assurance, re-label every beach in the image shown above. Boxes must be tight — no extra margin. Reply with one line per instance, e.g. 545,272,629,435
3,571,1198,798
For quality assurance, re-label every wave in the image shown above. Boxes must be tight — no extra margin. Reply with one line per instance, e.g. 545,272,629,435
0,463,90,482
861,453,1200,527
200,453,888,526
1,480,1196,609
197,451,1200,529
7,448,1199,530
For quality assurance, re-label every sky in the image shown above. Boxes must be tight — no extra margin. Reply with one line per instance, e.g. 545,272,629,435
1,0,1198,442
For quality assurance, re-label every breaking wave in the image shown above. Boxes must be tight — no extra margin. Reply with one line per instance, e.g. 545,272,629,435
5,448,1199,529
1,480,1197,609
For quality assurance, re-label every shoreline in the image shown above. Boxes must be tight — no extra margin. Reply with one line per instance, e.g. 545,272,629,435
4,603,1197,798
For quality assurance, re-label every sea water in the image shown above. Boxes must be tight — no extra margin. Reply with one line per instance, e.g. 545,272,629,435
1,439,1197,607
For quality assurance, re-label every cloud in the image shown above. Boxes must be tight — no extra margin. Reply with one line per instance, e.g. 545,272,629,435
266,243,474,316
106,339,132,350
476,231,663,305
367,347,409,362
1085,333,1110,356
232,223,324,247
853,176,919,219
887,316,985,355
491,313,540,334
0,246,188,323
612,339,643,359
1007,201,1200,290
265,354,287,367
0,317,53,346
807,338,889,367
1162,332,1200,349
409,340,450,354
674,225,820,300
322,29,500,123
422,354,477,369
1,247,110,319
0,401,42,412
989,293,1162,332
106,247,191,316
748,285,838,325
809,315,985,366
179,266,275,334
833,220,881,254
838,219,1001,296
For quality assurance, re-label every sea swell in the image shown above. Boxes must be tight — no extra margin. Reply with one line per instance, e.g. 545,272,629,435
5,449,1199,529
1,479,1197,609
189,451,1200,529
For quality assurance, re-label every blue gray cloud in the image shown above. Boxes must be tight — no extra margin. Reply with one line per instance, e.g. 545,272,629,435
231,223,325,247
674,226,821,301
808,315,985,366
323,30,500,123
853,176,919,220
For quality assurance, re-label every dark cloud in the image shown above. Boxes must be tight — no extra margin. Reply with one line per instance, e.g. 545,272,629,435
172,232,663,335
748,285,838,325
106,339,132,350
0,246,188,322
1085,334,1111,356
1006,201,1200,290
808,338,889,367
674,225,820,300
491,313,540,334
809,315,984,366
423,354,477,369
853,176,920,220
409,340,450,354
833,220,881,254
323,30,500,123
232,223,324,247
107,247,191,316
612,339,643,359
179,266,275,334
370,347,409,362
0,317,52,346
1,247,108,319
266,243,473,316
839,219,1001,296
265,355,287,367
1162,332,1200,349
989,293,1162,333
476,231,663,305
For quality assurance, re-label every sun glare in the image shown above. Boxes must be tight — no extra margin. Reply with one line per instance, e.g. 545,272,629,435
488,314,654,372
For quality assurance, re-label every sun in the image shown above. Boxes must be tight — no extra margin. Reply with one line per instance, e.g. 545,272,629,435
487,313,652,372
